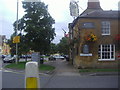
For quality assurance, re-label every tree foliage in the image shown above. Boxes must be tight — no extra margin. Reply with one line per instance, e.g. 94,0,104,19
57,37,69,55
49,43,58,54
9,1,55,55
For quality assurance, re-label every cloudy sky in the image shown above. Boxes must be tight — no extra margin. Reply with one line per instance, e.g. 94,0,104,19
0,0,119,43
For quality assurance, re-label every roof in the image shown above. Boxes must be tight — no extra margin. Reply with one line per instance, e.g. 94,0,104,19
80,9,103,16
80,10,119,19
70,10,119,29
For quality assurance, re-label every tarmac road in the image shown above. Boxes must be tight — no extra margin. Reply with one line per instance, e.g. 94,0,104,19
2,59,119,88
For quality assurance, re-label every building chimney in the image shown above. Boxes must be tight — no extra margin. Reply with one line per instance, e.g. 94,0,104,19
87,0,102,9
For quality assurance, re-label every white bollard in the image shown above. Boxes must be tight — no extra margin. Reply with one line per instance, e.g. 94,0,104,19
25,61,40,89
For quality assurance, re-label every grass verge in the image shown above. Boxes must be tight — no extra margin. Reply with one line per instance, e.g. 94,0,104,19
5,61,55,71
79,69,120,72
39,64,55,71
5,62,26,70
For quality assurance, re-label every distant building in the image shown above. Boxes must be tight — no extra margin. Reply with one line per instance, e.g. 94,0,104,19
68,0,120,69
0,35,10,55
0,36,2,54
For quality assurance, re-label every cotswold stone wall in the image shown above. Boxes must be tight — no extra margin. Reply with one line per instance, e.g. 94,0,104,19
73,18,119,69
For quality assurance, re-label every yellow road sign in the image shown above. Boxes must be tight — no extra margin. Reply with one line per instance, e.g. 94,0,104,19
13,36,20,43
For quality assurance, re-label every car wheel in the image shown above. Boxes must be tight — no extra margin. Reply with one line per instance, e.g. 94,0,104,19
9,61,12,63
12,59,15,63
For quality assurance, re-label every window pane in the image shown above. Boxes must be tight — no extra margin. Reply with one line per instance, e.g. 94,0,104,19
98,52,101,58
101,21,110,35
111,52,114,58
111,45,114,51
105,54,107,59
102,54,104,59
108,52,110,59
108,46,110,51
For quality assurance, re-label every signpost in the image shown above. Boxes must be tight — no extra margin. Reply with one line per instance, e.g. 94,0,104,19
31,52,40,65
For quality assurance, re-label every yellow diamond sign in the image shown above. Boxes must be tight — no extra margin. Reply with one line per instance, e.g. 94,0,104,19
13,36,20,43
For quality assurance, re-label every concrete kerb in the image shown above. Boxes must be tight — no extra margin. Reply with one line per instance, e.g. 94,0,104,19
2,61,119,76
80,72,119,76
3,68,119,76
2,61,55,75
3,68,55,75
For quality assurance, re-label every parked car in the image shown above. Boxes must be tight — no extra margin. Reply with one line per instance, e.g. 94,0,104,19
0,55,6,60
49,55,56,61
20,54,31,59
54,55,64,60
3,55,16,63
2,55,6,59
20,55,27,58
49,55,64,61
26,54,31,58
63,55,69,61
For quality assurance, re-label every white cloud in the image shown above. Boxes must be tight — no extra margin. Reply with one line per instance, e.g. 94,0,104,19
0,16,14,39
52,35,62,44
42,0,72,22
100,0,118,10
0,0,25,38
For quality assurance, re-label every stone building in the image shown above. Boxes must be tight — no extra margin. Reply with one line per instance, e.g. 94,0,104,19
69,0,120,69
0,35,10,55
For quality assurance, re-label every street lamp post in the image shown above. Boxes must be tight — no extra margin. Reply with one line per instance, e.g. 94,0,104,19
16,0,19,64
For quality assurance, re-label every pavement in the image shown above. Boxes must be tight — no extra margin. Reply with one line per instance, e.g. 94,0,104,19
44,60,119,76
2,59,119,76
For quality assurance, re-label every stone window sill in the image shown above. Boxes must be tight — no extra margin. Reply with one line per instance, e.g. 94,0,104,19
80,53,92,56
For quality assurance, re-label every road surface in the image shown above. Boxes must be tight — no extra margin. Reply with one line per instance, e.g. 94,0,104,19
2,60,119,88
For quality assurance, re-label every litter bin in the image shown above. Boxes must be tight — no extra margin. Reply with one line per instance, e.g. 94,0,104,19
40,57,44,64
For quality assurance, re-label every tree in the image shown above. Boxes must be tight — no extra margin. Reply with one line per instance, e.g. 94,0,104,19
57,37,69,55
49,43,58,54
9,1,55,55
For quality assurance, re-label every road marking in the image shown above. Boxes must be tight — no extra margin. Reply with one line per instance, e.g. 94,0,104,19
0,69,13,73
1,68,49,76
1,69,24,74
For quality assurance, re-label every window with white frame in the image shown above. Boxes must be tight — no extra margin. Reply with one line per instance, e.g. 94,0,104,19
101,21,110,35
98,44,115,61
